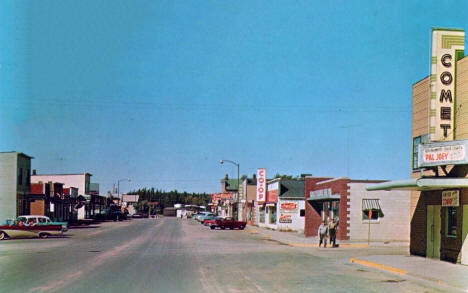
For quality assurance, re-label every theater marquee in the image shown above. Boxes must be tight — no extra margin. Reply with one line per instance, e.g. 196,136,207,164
430,28,465,141
418,139,468,167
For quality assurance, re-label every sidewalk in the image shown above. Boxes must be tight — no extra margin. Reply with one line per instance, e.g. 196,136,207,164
351,255,468,292
246,225,468,291
245,225,407,248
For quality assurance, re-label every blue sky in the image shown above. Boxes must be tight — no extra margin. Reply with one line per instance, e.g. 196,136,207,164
1,1,468,193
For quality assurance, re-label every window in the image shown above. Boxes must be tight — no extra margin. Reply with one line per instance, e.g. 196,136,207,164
362,199,383,221
300,209,305,217
259,208,265,223
412,134,429,170
363,209,379,220
331,201,339,221
269,207,276,224
18,168,23,185
446,207,457,237
26,169,30,186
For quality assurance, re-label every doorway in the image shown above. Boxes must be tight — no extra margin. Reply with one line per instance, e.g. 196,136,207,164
426,205,441,259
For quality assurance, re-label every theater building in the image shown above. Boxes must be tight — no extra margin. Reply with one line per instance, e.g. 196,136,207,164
368,28,468,264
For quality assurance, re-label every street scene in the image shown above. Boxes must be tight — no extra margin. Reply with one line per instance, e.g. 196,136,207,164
0,217,463,293
3,1,468,293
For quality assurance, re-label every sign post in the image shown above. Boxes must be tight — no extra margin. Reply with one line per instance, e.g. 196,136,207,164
368,210,372,245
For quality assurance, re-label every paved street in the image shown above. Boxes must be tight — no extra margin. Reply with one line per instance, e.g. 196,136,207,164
0,218,450,293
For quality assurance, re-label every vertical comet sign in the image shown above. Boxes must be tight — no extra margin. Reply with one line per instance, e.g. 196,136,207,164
256,168,266,203
430,28,465,141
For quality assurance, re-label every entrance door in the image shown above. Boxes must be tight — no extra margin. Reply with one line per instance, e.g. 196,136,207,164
426,205,441,259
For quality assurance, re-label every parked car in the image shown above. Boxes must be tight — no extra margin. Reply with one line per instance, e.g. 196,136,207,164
193,212,209,222
97,205,127,221
131,212,148,218
210,217,246,230
197,212,215,223
0,217,67,240
17,215,68,231
203,216,223,226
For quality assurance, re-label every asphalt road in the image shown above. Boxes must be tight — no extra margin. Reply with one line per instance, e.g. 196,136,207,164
0,218,446,293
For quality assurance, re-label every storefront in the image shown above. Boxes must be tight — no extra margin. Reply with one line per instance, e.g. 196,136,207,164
305,176,410,241
367,28,468,264
305,177,349,240
258,179,278,229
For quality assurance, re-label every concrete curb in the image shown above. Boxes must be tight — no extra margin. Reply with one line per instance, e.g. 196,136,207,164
349,257,468,292
349,257,407,275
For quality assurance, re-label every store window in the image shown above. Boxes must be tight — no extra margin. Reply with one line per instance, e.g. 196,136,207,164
300,209,305,217
446,207,457,237
269,206,276,224
259,208,265,223
362,199,383,220
322,202,330,221
331,201,339,221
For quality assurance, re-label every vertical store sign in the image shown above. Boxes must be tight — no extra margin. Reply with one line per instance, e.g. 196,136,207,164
256,168,266,203
430,29,464,141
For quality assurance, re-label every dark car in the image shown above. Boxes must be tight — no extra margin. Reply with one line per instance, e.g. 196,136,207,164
210,217,246,230
97,205,127,221
131,212,148,219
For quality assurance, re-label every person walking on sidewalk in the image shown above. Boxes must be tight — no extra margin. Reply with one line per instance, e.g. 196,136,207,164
328,218,338,247
318,220,328,247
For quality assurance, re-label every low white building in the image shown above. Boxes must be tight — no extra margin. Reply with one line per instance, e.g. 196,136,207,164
276,180,305,232
349,182,410,242
31,172,93,220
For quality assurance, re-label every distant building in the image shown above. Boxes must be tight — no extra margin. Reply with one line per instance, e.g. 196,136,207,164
0,152,34,219
238,176,257,225
31,172,93,219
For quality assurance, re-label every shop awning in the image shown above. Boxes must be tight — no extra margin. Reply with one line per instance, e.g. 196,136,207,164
366,177,468,191
362,199,381,211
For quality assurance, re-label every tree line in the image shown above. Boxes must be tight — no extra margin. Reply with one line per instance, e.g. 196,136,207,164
126,187,211,212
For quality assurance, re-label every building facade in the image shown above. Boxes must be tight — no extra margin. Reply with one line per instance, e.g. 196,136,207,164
31,172,93,220
0,152,33,220
368,28,468,264
305,177,410,242
276,180,305,232
238,177,257,224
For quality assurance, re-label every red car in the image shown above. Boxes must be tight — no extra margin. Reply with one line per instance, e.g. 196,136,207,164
210,217,246,230
203,216,223,226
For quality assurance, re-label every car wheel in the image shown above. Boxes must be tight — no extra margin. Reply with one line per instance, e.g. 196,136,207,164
39,233,48,239
241,226,245,230
210,226,215,230
0,231,7,240
221,226,225,230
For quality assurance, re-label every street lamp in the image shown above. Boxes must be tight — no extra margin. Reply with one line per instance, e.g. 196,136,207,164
117,178,131,205
220,159,240,219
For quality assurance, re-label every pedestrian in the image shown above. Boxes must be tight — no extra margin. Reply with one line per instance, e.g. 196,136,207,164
317,220,328,248
328,218,338,247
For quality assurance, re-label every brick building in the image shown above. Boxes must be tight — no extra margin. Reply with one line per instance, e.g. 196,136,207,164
305,176,410,242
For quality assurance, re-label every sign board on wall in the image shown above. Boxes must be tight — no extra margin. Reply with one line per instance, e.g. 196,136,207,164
442,190,459,207
266,182,278,203
418,139,468,167
279,214,292,223
280,202,298,213
430,29,465,141
256,168,266,203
